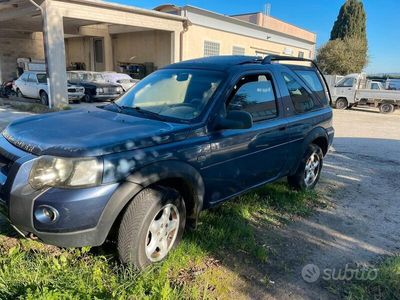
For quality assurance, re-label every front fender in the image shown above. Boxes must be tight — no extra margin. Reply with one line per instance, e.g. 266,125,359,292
127,160,205,218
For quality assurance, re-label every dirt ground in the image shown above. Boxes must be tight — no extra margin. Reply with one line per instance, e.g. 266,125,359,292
0,106,399,299
248,108,400,299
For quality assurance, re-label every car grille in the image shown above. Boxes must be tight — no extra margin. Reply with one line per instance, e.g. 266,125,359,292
103,87,119,94
68,88,84,93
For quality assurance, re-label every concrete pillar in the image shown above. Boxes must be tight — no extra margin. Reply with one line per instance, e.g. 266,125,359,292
104,34,114,71
42,0,68,108
170,31,180,63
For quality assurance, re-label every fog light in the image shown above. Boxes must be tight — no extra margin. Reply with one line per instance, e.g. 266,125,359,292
34,205,59,224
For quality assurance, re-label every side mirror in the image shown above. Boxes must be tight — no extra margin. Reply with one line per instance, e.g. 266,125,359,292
216,111,253,130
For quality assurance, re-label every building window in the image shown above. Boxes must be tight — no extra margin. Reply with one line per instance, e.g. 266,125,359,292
232,46,245,56
204,41,220,57
298,51,305,58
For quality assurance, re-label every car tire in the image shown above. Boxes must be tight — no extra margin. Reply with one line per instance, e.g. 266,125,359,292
117,186,186,270
379,103,395,114
16,89,24,98
40,91,49,106
84,94,93,103
335,98,348,110
288,144,323,190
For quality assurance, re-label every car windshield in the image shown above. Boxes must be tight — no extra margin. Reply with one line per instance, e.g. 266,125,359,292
81,73,105,82
114,69,224,121
37,74,47,84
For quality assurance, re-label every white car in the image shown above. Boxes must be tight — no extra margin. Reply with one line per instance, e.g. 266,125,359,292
14,71,85,105
102,72,139,92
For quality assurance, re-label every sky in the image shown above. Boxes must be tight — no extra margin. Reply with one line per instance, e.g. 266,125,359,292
109,0,399,74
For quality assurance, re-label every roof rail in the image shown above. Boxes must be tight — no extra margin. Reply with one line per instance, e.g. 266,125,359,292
262,55,333,106
261,55,316,65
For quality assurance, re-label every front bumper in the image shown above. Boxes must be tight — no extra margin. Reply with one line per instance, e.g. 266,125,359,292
0,135,142,247
68,93,85,101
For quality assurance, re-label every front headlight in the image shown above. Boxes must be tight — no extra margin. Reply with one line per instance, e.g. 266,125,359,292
116,87,123,93
29,156,103,190
96,88,104,94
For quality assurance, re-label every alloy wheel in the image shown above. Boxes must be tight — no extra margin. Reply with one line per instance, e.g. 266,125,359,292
304,152,320,187
145,203,180,262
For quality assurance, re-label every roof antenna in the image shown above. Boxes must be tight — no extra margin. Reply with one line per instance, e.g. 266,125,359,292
264,3,271,16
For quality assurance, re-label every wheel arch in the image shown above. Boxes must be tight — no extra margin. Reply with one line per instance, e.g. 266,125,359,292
39,89,47,96
290,127,329,175
127,160,205,222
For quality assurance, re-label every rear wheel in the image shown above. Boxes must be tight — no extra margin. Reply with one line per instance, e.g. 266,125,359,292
40,91,49,106
118,186,186,270
335,98,348,110
288,144,323,190
379,103,395,114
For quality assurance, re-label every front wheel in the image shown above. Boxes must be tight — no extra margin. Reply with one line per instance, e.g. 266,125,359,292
16,89,24,98
118,186,186,270
84,94,93,103
288,144,323,190
335,98,348,110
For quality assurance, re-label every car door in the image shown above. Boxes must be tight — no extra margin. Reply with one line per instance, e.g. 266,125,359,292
25,73,39,98
201,71,290,204
16,73,29,96
333,76,357,102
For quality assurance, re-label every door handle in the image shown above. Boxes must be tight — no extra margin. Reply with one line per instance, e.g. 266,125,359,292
278,126,287,131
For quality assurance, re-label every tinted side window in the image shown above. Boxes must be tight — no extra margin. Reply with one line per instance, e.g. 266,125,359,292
228,74,278,122
283,73,315,113
295,70,328,105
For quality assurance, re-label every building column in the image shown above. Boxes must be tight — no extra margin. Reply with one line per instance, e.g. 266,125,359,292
170,31,180,63
104,34,114,71
42,0,68,108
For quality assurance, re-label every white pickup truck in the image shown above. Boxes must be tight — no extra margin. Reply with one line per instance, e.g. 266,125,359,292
14,71,85,105
331,73,400,113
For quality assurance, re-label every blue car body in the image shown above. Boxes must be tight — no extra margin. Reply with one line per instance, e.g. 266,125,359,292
0,56,334,247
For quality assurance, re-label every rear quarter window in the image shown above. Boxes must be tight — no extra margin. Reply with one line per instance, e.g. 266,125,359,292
294,70,329,105
282,73,317,114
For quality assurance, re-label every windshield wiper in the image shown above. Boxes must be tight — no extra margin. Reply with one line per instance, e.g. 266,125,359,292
120,106,167,121
107,100,122,113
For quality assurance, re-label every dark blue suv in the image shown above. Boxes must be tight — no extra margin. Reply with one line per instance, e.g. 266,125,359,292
0,56,334,269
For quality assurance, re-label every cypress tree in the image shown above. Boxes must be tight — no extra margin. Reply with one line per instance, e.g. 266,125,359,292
330,0,367,41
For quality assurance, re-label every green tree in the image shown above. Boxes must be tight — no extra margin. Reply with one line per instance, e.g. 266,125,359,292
330,0,367,40
317,38,368,75
317,0,368,75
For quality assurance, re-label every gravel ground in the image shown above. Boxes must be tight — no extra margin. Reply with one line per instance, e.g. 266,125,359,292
260,108,400,299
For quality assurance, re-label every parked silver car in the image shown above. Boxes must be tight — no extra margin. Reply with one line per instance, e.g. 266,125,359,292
14,71,85,105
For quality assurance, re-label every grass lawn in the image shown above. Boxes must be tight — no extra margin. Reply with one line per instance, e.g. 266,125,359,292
337,256,400,300
0,183,321,300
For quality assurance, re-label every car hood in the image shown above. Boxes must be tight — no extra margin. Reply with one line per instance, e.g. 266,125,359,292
2,108,190,157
